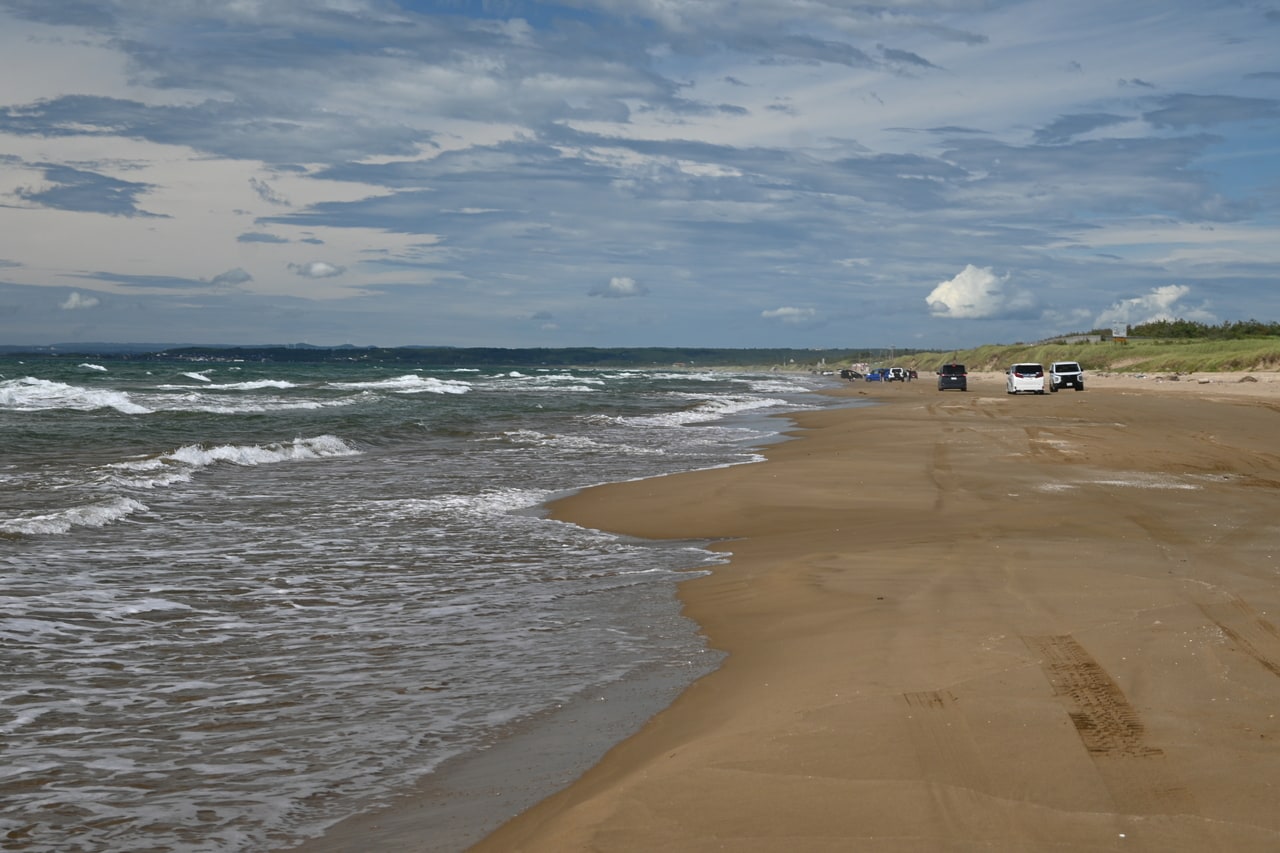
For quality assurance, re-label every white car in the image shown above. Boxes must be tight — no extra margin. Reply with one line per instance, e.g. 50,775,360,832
1006,363,1046,394
1049,361,1085,391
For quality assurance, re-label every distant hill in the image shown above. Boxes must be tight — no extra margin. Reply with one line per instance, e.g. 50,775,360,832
0,342,353,355
0,342,189,355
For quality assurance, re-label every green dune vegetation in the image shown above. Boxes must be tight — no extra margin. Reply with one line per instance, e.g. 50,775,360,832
902,320,1280,376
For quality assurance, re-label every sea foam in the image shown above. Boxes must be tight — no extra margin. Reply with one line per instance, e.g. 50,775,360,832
105,436,362,489
0,497,149,536
0,377,152,414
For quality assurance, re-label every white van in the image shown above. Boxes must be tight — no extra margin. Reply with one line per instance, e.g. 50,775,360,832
1049,361,1085,391
1006,363,1046,394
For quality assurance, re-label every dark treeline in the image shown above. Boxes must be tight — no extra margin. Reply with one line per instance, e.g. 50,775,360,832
1125,319,1280,340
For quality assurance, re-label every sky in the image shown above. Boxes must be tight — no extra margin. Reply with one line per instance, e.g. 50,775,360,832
1,0,1278,350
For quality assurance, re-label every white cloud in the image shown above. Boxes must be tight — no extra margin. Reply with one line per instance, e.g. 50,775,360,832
60,292,100,310
588,276,649,298
926,265,1034,319
289,261,346,279
1094,284,1216,327
761,306,816,324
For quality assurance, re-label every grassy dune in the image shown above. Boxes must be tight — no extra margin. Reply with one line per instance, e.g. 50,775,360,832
901,337,1280,375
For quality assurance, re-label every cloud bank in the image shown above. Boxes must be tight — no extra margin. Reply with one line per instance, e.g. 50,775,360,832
0,1,1276,347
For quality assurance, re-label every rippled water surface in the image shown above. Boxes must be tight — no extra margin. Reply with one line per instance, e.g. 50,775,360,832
1,356,845,852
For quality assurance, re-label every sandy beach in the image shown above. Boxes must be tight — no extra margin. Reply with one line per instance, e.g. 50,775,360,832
298,369,1280,852
470,369,1280,851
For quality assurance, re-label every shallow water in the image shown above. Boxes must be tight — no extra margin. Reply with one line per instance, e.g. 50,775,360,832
1,357,845,851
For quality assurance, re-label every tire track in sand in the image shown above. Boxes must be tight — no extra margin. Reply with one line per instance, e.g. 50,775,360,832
1024,635,1199,818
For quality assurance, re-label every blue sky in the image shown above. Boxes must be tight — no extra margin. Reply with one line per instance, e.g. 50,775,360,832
1,0,1277,349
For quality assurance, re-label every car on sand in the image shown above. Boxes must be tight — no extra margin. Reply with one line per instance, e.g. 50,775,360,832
1049,361,1085,391
936,363,967,391
1006,363,1046,394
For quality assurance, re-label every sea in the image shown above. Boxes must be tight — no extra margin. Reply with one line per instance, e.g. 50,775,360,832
0,354,848,853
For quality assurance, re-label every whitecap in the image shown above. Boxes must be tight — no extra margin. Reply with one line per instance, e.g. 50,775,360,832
212,379,299,390
104,435,361,490
618,394,791,427
166,435,361,468
0,377,152,414
0,497,149,536
327,375,471,394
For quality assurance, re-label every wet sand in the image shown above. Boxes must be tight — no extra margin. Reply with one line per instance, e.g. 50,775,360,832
472,370,1280,851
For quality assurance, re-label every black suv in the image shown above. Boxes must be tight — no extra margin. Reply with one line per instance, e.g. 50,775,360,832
1049,361,1085,391
937,362,967,391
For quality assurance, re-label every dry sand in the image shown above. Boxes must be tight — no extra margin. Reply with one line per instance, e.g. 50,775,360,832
291,370,1280,852
471,370,1280,851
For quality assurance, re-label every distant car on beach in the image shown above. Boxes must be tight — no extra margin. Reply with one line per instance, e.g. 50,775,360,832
936,363,967,391
1049,361,1085,391
1006,363,1046,394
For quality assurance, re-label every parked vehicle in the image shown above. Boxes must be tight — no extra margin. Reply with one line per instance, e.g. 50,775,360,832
1049,361,1085,391
936,362,967,391
1006,363,1046,394
886,367,907,382
865,368,885,382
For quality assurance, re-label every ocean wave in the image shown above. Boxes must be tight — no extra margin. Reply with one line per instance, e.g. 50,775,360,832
0,377,152,414
480,372,606,393
744,376,819,394
0,496,149,536
327,374,471,394
214,379,300,390
374,488,554,519
644,371,726,382
141,390,341,414
106,435,362,489
606,394,791,427
159,379,298,391
493,429,664,455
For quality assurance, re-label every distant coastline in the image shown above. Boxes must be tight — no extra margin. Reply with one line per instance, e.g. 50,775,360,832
0,344,912,369
5,332,1279,374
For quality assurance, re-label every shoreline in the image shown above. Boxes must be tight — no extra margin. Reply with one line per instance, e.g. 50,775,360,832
293,370,1280,851
279,650,720,852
